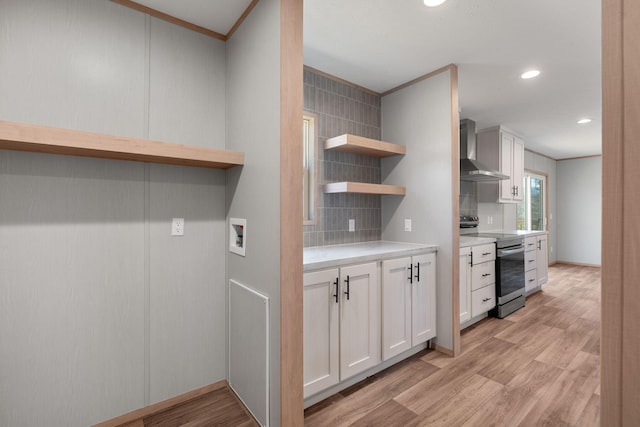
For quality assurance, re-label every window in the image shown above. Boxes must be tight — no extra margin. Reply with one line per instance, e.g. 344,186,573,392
517,171,547,231
303,113,317,224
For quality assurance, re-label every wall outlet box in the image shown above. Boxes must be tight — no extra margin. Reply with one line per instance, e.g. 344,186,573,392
348,219,355,232
171,218,184,236
404,219,412,232
229,218,246,256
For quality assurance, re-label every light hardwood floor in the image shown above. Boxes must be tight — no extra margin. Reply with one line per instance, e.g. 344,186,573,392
304,264,601,427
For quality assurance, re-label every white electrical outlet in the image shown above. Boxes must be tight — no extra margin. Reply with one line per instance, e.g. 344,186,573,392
172,218,184,236
404,219,412,231
348,219,355,232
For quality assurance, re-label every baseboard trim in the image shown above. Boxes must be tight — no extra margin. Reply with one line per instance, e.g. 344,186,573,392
434,343,454,357
92,380,228,427
554,261,601,268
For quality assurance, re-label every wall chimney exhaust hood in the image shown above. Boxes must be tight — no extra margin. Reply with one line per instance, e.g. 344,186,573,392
460,119,509,182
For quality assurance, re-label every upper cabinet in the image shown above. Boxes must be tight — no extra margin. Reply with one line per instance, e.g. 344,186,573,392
476,127,524,203
323,133,406,195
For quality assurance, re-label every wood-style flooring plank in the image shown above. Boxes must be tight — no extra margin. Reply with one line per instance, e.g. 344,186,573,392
402,374,503,426
304,354,438,427
349,400,417,427
463,360,563,427
144,388,257,427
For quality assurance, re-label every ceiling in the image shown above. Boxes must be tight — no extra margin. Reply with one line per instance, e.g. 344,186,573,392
126,0,602,160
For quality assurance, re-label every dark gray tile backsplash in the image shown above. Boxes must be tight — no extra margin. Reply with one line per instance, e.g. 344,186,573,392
303,69,382,247
460,181,478,217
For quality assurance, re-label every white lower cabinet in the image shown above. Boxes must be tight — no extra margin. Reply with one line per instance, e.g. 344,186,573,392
303,261,380,398
525,234,549,293
303,268,340,398
537,235,549,286
459,247,472,324
381,253,436,361
339,262,381,380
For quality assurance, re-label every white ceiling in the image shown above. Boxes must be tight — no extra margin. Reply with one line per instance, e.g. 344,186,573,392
129,0,602,160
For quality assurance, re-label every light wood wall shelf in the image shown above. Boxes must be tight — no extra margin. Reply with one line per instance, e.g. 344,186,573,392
324,182,406,195
0,120,244,169
324,134,406,157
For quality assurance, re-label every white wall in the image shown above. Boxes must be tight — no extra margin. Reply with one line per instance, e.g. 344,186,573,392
557,157,602,265
225,0,282,424
381,69,456,351
0,1,227,425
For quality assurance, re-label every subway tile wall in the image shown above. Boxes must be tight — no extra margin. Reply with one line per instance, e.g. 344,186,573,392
460,181,478,217
303,68,382,247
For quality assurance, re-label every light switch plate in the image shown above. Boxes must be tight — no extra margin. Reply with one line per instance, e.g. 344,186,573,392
349,219,355,232
404,219,412,232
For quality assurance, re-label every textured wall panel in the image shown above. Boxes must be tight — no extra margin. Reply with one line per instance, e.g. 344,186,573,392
0,0,147,137
148,164,227,403
148,18,226,149
0,151,146,426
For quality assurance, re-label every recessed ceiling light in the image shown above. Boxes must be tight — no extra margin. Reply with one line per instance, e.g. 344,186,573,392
521,70,541,79
577,118,592,124
424,0,447,7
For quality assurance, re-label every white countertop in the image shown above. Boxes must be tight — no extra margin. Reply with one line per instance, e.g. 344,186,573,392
304,241,438,271
459,230,547,247
459,236,496,247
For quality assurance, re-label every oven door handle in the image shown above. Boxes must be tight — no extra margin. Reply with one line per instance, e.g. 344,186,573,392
497,247,524,257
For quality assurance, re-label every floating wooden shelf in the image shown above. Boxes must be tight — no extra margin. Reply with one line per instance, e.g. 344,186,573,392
0,120,244,169
324,134,406,157
324,182,406,195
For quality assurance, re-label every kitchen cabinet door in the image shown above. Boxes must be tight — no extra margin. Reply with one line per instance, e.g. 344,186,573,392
512,137,525,201
537,235,549,286
303,268,339,398
340,262,380,380
499,132,515,201
412,253,437,346
382,257,412,360
460,247,472,325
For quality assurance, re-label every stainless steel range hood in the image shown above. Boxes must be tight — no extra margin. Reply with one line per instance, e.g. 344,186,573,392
460,119,509,182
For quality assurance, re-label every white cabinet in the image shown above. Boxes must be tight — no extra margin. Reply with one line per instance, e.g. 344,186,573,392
459,247,472,324
525,236,538,293
303,262,380,398
382,253,436,361
477,127,525,203
524,234,549,294
536,234,549,286
339,262,381,380
464,243,497,326
303,268,340,398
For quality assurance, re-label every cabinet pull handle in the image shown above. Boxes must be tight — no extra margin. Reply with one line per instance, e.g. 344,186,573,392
470,252,473,265
538,240,542,250
482,273,491,277
482,297,492,302
482,252,491,256
333,277,339,303
415,262,420,282
408,263,413,284
512,185,516,197
528,259,535,263
529,278,536,283
344,275,350,300
515,186,519,197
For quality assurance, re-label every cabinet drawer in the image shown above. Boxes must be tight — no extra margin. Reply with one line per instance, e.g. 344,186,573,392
471,243,496,265
525,269,538,293
471,261,495,291
525,236,537,252
525,249,537,271
471,283,496,318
